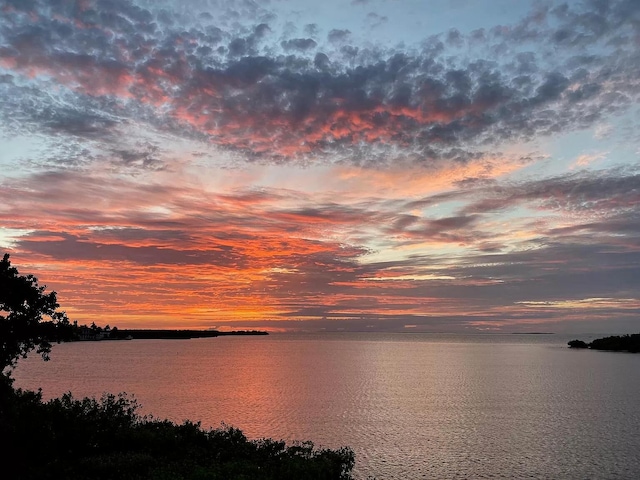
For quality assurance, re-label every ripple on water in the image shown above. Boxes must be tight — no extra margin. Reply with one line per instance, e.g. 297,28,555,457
10,334,640,479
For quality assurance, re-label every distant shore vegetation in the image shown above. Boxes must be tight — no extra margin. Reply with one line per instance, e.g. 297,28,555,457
1,253,354,479
568,334,640,353
69,322,269,341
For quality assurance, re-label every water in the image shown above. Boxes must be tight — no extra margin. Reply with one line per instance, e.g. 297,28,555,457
11,333,640,479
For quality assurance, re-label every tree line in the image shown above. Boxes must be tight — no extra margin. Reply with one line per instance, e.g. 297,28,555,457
568,334,640,352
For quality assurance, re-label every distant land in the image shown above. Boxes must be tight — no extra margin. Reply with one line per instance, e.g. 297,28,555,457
70,324,269,341
119,329,269,340
568,334,640,353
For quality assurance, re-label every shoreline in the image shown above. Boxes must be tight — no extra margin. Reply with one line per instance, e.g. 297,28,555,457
72,329,269,341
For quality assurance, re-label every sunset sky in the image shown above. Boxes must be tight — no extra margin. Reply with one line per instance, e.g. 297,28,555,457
1,0,640,333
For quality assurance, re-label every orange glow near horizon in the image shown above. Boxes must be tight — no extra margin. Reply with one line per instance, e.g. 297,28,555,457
3,152,638,332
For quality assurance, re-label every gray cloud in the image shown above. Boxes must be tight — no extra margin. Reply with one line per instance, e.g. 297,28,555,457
327,28,351,43
109,143,166,171
280,38,317,51
1,0,639,166
461,169,640,215
18,231,242,266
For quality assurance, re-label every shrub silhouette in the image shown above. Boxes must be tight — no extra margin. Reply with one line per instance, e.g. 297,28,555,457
1,380,355,479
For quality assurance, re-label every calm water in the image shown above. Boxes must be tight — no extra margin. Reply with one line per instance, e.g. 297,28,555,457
11,333,640,479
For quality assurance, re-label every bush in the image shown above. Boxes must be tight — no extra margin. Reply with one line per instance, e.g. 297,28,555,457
0,379,354,480
589,334,640,353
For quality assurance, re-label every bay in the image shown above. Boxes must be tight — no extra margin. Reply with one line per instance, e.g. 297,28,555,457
11,333,640,479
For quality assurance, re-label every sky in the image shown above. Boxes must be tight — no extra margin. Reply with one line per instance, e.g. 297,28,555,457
1,0,640,333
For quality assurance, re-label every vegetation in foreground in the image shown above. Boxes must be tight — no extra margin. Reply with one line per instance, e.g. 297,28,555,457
0,376,354,480
568,334,640,352
0,253,354,479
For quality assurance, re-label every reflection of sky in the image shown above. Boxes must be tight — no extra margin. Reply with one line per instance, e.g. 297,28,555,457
1,0,640,333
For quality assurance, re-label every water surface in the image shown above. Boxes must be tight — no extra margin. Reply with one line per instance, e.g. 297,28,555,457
12,333,640,479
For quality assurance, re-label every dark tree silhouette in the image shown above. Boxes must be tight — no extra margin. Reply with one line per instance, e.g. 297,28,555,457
0,253,72,373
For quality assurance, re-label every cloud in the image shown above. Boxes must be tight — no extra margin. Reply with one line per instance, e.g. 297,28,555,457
569,152,607,170
109,143,166,172
280,38,317,51
461,168,640,216
594,123,613,140
1,162,639,330
327,29,352,43
365,12,388,30
0,0,639,167
2,1,640,331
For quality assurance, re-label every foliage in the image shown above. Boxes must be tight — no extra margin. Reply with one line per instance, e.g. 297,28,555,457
0,378,355,479
0,253,73,372
568,334,640,352
589,334,640,353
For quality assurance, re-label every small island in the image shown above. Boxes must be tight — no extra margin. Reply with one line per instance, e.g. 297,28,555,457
568,334,640,353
